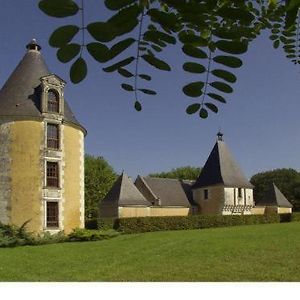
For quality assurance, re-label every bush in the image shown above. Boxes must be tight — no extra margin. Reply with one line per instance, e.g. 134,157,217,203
0,222,35,247
68,228,119,242
279,213,292,223
115,214,281,234
85,219,98,229
292,212,300,222
97,218,117,230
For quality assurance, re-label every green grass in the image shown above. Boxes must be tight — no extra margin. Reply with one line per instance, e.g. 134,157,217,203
1,222,300,281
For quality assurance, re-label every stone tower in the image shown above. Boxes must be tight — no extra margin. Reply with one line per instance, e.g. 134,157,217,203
193,132,254,215
0,40,86,233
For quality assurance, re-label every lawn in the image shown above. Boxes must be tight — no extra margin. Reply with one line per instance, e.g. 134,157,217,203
0,222,300,281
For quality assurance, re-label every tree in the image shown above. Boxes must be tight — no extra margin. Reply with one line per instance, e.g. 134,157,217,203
85,154,117,219
250,168,300,211
149,166,201,180
38,0,300,119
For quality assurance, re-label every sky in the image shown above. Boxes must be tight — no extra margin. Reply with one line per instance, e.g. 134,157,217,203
0,1,300,180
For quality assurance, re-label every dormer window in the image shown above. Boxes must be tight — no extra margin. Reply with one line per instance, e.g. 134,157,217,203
47,89,59,113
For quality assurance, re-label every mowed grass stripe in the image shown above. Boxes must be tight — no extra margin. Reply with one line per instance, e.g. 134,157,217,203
0,222,300,281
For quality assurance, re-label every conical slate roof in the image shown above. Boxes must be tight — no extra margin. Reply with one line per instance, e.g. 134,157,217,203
102,173,151,206
256,183,293,208
193,134,253,189
0,40,85,132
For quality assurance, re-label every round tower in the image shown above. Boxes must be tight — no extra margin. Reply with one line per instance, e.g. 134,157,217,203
0,40,86,233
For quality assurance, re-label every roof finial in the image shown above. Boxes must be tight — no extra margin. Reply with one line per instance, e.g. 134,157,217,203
217,130,223,141
26,39,41,51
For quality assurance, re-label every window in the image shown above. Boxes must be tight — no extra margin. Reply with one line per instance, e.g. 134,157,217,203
204,189,208,200
46,202,59,227
47,161,59,187
47,89,59,113
47,123,59,149
238,188,242,198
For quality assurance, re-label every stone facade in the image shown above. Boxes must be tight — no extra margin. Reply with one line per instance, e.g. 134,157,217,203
0,40,85,233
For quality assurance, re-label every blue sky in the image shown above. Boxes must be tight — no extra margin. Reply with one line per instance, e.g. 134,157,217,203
1,1,300,179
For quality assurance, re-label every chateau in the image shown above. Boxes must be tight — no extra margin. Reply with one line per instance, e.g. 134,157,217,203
0,40,86,233
100,132,293,218
0,41,293,233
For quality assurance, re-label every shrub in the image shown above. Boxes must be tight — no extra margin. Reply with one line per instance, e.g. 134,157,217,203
97,218,116,230
68,228,119,242
115,214,281,234
85,219,98,229
0,222,35,247
279,213,292,223
292,212,300,222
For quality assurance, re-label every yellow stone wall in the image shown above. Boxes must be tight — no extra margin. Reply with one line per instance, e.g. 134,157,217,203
251,206,265,215
149,207,190,216
193,185,224,214
119,207,149,218
118,206,191,218
10,121,43,232
278,207,292,214
62,125,84,233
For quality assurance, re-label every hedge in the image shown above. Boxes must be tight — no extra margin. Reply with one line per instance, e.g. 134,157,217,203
292,212,300,222
113,214,281,234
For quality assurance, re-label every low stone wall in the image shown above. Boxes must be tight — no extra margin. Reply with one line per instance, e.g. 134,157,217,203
118,206,191,218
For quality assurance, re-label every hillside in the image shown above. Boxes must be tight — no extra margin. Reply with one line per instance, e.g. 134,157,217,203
0,222,300,281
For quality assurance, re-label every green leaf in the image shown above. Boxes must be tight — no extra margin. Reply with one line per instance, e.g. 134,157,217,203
39,0,79,17
112,18,139,37
210,81,233,93
217,7,255,24
87,22,115,42
207,93,226,103
186,103,201,114
183,62,206,73
147,9,179,32
49,25,79,48
143,30,176,45
141,54,171,71
70,57,87,84
151,44,162,52
118,68,134,78
104,0,136,10
138,88,157,95
134,101,142,111
273,40,280,49
57,44,80,63
287,0,300,11
182,45,207,59
108,4,141,27
86,43,110,63
199,108,208,119
183,82,204,97
213,55,243,68
103,57,135,72
121,83,134,91
110,38,136,59
211,69,237,83
205,103,218,113
179,32,208,46
139,74,152,81
215,40,248,54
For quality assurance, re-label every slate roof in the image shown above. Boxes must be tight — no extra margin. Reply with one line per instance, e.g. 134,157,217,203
101,173,151,206
193,136,253,189
136,176,194,207
256,183,293,208
0,40,85,133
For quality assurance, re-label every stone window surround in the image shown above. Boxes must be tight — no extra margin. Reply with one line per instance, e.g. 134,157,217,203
40,74,65,115
43,199,63,231
44,158,62,190
44,119,62,151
